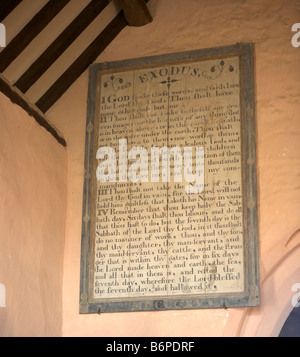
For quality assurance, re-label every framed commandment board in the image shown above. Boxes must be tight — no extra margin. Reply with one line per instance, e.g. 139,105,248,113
79,43,259,313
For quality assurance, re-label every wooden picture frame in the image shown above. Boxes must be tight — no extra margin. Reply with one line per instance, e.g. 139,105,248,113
80,43,259,313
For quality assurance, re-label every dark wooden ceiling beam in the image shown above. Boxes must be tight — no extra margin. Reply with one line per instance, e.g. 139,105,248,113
15,0,110,93
118,0,152,27
35,11,127,113
0,74,66,147
0,0,71,73
0,0,22,22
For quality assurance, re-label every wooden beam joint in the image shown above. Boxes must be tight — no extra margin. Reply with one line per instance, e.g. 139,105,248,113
118,0,152,27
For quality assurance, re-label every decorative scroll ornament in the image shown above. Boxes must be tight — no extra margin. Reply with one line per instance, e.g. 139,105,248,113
103,75,131,92
202,60,234,80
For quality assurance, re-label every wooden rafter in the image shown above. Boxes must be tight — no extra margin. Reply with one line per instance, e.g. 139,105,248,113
35,11,127,113
0,0,71,72
0,0,154,118
14,0,110,93
0,0,22,22
0,73,66,147
119,0,152,27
